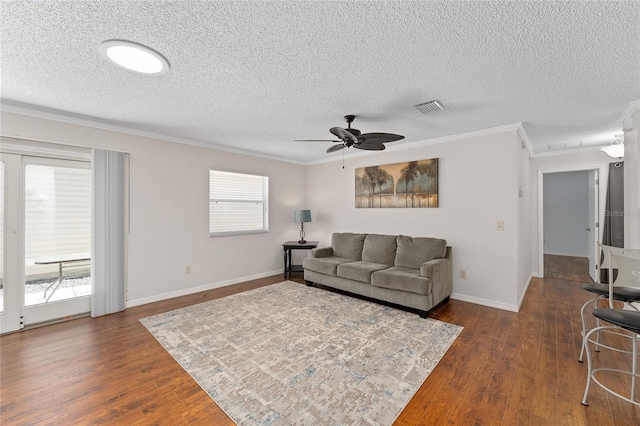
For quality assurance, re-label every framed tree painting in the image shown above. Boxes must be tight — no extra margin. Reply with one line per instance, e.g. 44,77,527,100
355,158,438,208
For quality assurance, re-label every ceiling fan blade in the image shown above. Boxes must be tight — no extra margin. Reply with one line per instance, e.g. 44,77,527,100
359,133,405,144
354,143,386,151
294,139,341,142
326,143,346,153
330,127,358,142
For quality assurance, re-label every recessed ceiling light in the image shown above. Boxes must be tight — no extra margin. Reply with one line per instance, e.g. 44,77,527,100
99,40,169,75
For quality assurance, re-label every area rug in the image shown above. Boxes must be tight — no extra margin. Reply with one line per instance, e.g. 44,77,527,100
140,281,462,425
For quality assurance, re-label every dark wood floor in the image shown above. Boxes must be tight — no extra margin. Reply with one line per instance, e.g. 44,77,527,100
1,272,639,425
544,254,594,283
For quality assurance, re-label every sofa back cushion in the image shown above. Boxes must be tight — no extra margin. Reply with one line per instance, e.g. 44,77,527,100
332,233,366,261
362,234,397,265
394,235,447,269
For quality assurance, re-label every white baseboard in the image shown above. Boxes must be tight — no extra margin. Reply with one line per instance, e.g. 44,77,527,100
126,269,283,308
451,274,534,313
127,270,534,314
450,293,519,313
517,274,534,311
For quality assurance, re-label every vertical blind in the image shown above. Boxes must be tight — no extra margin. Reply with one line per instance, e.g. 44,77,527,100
209,170,269,236
91,149,127,317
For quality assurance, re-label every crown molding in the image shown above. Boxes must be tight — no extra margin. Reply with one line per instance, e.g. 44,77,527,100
617,100,640,127
529,144,606,159
0,102,306,166
516,124,534,156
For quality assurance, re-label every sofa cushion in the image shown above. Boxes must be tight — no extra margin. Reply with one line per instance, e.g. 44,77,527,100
371,266,432,295
303,257,354,276
394,235,447,269
337,261,390,283
362,234,397,265
331,233,366,261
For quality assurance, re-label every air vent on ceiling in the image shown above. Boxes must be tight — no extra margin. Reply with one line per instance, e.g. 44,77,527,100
414,100,445,114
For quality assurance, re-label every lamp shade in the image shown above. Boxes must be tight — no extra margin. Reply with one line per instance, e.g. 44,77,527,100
294,209,312,223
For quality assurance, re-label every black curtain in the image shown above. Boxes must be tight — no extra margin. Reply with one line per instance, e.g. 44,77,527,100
600,161,624,282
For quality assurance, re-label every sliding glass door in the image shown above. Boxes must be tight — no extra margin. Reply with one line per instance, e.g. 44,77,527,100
1,152,91,333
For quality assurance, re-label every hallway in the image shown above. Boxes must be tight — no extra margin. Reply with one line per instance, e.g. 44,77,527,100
544,254,594,283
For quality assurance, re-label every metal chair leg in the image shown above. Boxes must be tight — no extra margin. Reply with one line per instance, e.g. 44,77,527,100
582,324,640,406
581,326,599,405
632,333,637,402
579,296,603,362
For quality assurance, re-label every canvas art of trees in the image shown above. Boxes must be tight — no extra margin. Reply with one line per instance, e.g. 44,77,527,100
355,159,439,208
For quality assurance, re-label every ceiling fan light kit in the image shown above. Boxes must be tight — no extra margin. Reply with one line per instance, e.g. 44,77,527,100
295,115,405,154
601,138,624,158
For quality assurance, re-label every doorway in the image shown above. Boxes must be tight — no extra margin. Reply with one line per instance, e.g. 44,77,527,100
1,150,92,333
538,166,604,283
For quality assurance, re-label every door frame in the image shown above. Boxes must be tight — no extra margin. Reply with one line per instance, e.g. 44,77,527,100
1,153,24,333
537,164,606,280
587,170,598,281
1,139,92,333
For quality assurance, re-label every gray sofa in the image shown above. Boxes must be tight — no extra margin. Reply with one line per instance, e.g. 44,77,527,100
303,232,452,317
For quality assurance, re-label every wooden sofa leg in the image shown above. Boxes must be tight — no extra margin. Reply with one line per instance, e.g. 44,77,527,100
305,280,313,287
419,311,428,319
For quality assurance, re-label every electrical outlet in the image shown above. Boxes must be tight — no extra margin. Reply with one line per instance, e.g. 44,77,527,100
460,270,467,279
185,266,191,274
497,221,504,231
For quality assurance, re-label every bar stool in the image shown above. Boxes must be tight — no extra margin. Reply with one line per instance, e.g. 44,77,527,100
581,308,640,406
579,245,640,362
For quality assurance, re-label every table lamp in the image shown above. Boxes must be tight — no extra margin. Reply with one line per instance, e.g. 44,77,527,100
294,210,312,243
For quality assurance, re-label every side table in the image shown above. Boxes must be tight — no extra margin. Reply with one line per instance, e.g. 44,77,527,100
283,241,318,279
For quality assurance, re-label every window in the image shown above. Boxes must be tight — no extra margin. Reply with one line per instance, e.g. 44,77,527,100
209,170,269,236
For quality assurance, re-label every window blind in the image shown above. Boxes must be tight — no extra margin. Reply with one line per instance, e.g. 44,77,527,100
24,163,91,259
209,170,269,236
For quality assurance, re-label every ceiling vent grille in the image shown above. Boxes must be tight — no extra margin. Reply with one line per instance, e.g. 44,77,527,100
414,100,445,114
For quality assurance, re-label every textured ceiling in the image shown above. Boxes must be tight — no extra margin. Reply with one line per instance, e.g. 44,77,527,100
1,1,639,163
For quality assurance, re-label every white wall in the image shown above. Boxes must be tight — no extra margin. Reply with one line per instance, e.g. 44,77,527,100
3,109,634,313
516,133,532,307
623,109,639,249
530,150,612,277
543,171,589,257
306,129,524,311
1,111,307,305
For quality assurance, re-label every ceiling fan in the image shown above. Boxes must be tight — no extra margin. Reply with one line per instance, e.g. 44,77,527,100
295,115,405,153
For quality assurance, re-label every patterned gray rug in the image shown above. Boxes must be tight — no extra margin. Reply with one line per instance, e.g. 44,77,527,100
140,281,462,425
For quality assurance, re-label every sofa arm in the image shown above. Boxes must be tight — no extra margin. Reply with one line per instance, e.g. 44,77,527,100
421,258,452,305
311,247,333,258
420,258,449,279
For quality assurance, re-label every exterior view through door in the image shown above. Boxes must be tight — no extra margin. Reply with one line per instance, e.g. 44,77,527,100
0,148,92,333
